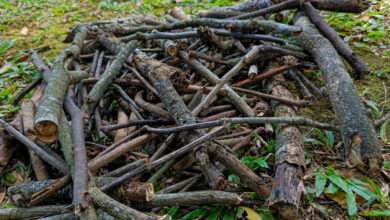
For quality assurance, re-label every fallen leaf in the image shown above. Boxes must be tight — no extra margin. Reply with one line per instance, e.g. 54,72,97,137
239,206,263,220
358,16,370,22
0,192,5,204
325,190,366,209
20,27,29,35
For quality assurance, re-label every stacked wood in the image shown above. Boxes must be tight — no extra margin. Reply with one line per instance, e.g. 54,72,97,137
0,2,385,220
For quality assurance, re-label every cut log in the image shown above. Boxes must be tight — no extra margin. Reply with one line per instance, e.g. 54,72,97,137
294,11,382,174
266,61,305,220
134,191,242,209
123,182,154,202
155,39,178,57
34,26,88,144
0,205,71,220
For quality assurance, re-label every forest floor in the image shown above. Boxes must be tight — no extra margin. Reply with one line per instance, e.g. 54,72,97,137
1,0,390,219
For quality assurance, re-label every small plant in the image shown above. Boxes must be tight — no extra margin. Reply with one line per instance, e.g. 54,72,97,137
380,121,389,144
241,155,269,171
307,167,385,218
0,39,15,57
180,205,271,220
304,128,334,150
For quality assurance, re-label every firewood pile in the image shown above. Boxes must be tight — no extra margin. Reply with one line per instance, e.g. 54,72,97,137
0,0,388,219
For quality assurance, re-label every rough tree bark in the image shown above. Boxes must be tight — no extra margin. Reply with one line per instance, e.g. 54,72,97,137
89,187,154,220
294,11,382,174
301,2,370,78
34,25,88,143
266,61,305,220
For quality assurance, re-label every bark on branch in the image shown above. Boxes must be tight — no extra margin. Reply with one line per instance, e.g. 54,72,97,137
294,11,382,174
34,25,88,143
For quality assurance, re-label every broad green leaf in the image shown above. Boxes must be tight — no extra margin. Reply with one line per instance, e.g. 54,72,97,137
345,192,357,217
236,207,244,218
306,186,314,204
325,171,350,194
325,130,334,147
315,128,326,144
325,172,357,216
325,182,339,194
349,178,369,186
168,206,179,216
1,203,14,208
347,180,377,201
205,206,224,220
0,39,16,55
223,207,235,220
312,202,328,215
182,208,205,219
228,173,240,184
253,158,268,168
364,210,390,216
303,138,324,146
315,170,327,197
259,213,275,220
380,121,388,142
365,100,379,112
385,161,390,169
365,178,387,204
304,151,311,165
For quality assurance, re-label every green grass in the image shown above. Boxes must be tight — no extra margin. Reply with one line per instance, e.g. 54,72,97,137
0,0,236,118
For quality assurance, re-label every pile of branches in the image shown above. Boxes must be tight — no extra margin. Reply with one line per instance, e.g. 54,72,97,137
0,0,388,219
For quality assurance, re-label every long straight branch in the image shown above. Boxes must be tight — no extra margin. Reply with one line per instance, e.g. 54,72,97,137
143,116,338,134
64,89,89,215
121,18,301,36
0,119,69,174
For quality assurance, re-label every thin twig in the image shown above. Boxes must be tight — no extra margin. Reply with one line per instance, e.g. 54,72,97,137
143,117,338,134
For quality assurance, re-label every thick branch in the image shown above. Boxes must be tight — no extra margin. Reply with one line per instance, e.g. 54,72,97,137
302,2,370,77
89,187,154,220
294,11,382,174
34,25,88,144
